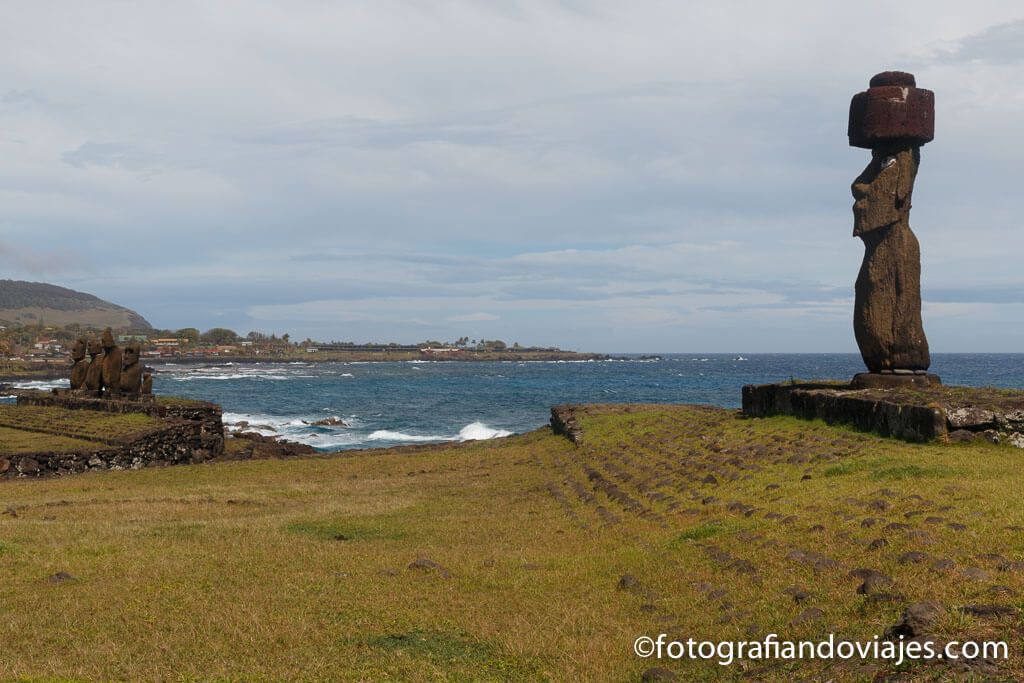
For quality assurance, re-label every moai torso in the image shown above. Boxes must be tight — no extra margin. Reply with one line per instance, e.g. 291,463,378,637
69,339,88,390
85,340,104,392
100,328,122,396
119,345,143,394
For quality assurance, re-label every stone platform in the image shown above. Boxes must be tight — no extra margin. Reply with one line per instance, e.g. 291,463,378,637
742,381,1024,447
1,390,225,477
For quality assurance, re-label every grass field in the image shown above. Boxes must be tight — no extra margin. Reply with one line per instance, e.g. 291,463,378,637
1,404,1022,681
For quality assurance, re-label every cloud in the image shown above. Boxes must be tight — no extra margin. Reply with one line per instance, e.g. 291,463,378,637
448,312,500,322
935,19,1024,64
0,2,1022,351
0,241,81,276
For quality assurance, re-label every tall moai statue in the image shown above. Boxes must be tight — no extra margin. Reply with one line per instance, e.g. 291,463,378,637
100,327,123,397
68,338,89,390
848,71,940,388
85,339,104,393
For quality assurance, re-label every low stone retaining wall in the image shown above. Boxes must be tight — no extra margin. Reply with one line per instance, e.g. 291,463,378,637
742,382,1024,447
3,391,225,478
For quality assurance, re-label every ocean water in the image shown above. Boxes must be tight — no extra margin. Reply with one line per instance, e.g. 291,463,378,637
6,354,1023,451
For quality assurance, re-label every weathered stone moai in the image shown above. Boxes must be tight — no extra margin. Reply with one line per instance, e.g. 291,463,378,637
68,338,88,390
100,327,123,397
119,344,143,395
848,71,940,388
141,373,153,397
84,339,104,393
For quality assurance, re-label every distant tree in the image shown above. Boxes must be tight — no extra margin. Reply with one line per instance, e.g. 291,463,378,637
200,327,238,344
282,333,291,345
176,327,201,344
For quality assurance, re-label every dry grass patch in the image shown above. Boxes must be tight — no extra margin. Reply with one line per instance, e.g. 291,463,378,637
0,405,1022,680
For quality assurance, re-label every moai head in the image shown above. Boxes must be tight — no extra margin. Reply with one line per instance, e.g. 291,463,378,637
851,148,919,237
101,327,116,350
87,339,103,358
122,344,140,368
71,338,87,362
848,72,933,238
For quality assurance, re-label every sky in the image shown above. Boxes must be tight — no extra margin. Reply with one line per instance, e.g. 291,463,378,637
1,1,1022,352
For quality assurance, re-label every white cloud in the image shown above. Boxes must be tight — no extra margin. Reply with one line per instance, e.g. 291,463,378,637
0,2,1022,350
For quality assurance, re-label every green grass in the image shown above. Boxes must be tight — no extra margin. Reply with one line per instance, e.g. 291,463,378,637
0,404,1023,681
0,404,158,447
0,425,103,456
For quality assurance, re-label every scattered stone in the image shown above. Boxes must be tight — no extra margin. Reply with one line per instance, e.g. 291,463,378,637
702,475,718,485
997,560,1024,573
906,530,933,544
407,558,451,579
868,538,888,550
618,574,641,591
930,559,955,572
2,506,16,518
948,429,976,443
864,592,903,606
522,563,542,571
884,522,911,532
885,602,943,639
961,567,990,581
857,572,895,596
377,568,399,577
898,551,929,565
641,667,678,682
987,585,1016,597
946,522,967,532
791,607,824,625
860,517,877,528
975,553,1006,564
958,604,1017,619
47,571,76,584
923,516,944,524
729,559,756,574
783,586,810,603
867,500,891,512
639,604,658,613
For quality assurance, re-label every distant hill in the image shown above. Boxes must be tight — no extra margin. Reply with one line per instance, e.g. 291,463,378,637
0,280,152,330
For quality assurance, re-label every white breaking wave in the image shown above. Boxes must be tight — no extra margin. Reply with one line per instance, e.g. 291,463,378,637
10,379,69,390
367,430,447,442
458,422,513,440
367,422,512,444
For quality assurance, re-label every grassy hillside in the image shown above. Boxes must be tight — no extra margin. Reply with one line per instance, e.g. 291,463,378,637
0,405,1021,680
0,280,151,330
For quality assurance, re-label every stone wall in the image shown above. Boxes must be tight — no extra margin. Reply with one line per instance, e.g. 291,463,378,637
3,391,225,478
742,383,945,442
742,382,1024,447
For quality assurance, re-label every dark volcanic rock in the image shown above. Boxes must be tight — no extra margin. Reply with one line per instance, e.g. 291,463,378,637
47,571,76,584
791,607,824,625
407,557,451,579
885,601,943,639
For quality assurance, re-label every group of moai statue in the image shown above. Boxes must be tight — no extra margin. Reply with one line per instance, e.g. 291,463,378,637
847,71,940,388
68,327,152,398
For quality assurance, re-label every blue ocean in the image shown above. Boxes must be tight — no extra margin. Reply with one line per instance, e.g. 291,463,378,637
8,354,1024,451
